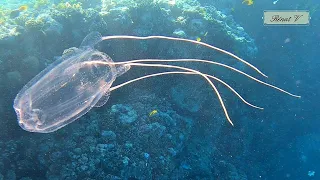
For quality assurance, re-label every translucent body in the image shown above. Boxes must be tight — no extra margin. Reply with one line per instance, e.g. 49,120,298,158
13,33,129,133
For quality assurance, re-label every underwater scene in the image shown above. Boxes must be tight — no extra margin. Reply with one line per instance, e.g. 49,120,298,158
0,0,319,179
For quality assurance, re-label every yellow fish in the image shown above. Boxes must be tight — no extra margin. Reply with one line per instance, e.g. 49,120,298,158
10,5,28,19
196,37,201,42
19,5,28,11
242,0,254,5
149,110,158,117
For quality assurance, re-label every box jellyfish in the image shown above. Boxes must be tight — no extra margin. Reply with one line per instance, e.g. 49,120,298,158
13,32,130,133
14,32,300,133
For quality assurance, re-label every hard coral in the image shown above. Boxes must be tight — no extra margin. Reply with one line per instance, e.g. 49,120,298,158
55,2,83,11
25,19,44,31
71,0,101,9
34,0,50,9
14,14,29,26
111,104,138,125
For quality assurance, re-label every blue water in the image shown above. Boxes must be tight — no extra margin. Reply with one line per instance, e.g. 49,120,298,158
0,0,319,179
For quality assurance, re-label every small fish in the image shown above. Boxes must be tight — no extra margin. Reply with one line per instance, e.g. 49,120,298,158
10,9,21,18
19,5,28,11
196,37,201,42
149,110,158,117
308,171,315,177
10,5,28,19
242,0,254,6
273,0,280,4
284,38,291,44
204,31,208,36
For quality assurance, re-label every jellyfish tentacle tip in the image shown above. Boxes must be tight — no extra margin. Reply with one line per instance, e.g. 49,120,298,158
229,120,235,126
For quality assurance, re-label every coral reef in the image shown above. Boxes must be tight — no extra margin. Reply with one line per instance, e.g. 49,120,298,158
0,0,261,179
110,104,138,125
25,19,45,31
171,77,209,113
0,98,196,179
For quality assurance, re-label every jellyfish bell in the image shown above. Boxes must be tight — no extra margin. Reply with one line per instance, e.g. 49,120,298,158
13,32,130,133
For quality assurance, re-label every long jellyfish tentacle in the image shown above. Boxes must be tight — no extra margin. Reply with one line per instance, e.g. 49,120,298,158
85,60,234,125
110,71,264,110
101,35,268,78
126,62,233,125
111,59,301,98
